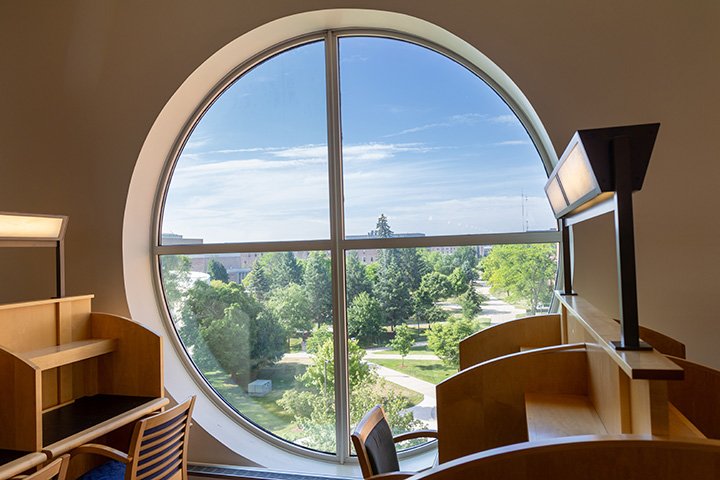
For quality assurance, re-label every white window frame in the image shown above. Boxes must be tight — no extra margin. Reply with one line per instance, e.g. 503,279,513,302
125,9,561,474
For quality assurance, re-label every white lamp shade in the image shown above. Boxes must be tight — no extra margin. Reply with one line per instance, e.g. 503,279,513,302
0,213,66,240
545,177,567,216
556,144,597,205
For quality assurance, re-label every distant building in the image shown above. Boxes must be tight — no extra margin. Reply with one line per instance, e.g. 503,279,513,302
165,231,490,281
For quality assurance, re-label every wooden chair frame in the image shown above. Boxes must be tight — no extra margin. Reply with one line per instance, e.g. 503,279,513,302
71,397,195,480
10,455,69,480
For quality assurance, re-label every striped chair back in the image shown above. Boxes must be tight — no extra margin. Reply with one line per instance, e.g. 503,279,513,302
125,397,195,480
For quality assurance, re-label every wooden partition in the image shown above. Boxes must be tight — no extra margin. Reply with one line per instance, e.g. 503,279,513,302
0,296,166,461
458,314,562,370
410,436,720,480
437,292,691,464
437,344,589,461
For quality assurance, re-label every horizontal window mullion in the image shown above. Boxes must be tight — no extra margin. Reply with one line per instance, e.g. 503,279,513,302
340,231,560,251
155,239,333,256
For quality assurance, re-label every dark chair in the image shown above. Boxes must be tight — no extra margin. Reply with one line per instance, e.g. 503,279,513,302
351,405,438,480
71,397,195,480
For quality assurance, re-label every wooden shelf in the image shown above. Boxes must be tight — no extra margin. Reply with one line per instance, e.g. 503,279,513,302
23,339,117,370
525,393,608,440
556,292,684,380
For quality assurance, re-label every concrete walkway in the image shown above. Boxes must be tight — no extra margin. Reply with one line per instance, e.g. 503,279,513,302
476,282,526,324
370,362,437,429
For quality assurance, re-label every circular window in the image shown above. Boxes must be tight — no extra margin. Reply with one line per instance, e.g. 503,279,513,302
155,30,558,459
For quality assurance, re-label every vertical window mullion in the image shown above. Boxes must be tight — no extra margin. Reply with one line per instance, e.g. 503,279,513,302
324,30,350,463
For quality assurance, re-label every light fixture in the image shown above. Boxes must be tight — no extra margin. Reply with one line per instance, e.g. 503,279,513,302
0,212,69,298
544,123,660,351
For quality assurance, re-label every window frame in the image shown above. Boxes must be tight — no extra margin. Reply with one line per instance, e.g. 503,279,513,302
152,28,561,463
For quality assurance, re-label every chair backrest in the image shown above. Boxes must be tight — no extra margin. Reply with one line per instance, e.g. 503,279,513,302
351,405,400,479
667,356,720,439
24,455,69,480
125,397,195,480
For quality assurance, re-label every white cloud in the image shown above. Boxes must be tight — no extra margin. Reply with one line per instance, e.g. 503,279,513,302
164,139,555,243
383,112,486,138
489,114,518,124
493,140,532,146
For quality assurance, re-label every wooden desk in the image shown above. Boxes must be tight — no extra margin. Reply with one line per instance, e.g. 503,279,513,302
42,396,169,458
0,295,166,478
0,452,46,480
525,393,607,440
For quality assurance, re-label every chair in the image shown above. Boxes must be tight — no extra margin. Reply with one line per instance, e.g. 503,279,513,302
351,405,438,480
71,397,195,480
9,455,69,480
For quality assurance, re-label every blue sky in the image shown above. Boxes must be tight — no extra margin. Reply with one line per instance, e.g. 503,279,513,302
162,37,556,244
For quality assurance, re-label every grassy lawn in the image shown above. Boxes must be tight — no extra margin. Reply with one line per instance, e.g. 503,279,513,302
203,362,305,439
201,358,424,441
370,358,458,384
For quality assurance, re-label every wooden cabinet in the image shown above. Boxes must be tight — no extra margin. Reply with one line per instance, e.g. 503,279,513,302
0,295,165,459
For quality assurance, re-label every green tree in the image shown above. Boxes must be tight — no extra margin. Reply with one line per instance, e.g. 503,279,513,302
243,261,271,301
267,283,313,344
448,266,470,296
375,213,393,238
303,251,332,328
347,292,384,346
449,246,480,283
208,258,229,283
416,271,452,305
159,255,191,314
179,280,285,384
426,317,481,368
388,324,415,367
259,251,302,290
374,257,414,331
346,252,371,304
459,286,485,319
306,325,332,354
278,331,421,452
371,214,417,331
411,271,452,327
481,244,556,314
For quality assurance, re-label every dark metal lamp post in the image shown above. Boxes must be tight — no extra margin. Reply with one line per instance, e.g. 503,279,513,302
544,123,660,351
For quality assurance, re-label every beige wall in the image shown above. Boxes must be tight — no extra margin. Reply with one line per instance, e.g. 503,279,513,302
1,0,718,464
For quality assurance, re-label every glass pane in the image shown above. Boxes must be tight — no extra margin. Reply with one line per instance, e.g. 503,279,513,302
161,41,330,245
346,241,558,448
339,37,556,238
160,250,336,453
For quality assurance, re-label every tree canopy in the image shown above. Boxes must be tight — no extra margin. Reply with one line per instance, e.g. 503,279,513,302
481,244,556,315
179,280,285,384
208,258,230,283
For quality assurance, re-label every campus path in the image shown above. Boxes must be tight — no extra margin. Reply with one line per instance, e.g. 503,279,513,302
370,362,438,429
476,282,526,324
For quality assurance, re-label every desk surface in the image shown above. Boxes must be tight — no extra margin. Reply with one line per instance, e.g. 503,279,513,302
0,451,46,480
525,393,608,440
42,395,168,458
